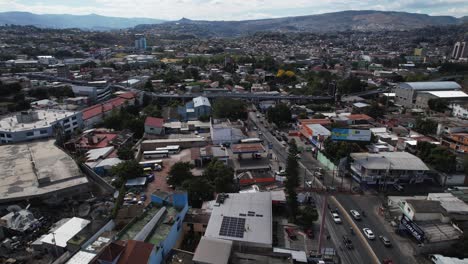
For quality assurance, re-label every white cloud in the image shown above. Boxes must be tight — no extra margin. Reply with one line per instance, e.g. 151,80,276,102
0,0,465,20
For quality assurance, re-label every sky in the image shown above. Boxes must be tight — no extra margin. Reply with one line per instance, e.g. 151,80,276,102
0,0,466,21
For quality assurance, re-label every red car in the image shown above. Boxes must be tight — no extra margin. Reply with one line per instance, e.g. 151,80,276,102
285,227,297,240
383,259,394,264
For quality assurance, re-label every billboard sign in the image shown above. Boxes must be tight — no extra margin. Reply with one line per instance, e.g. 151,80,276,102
400,214,425,242
331,128,371,142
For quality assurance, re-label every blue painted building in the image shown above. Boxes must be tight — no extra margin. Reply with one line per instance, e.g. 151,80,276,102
178,96,211,121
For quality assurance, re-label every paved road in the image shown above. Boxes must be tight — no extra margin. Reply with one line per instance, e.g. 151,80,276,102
315,194,375,264
249,109,422,264
335,194,415,264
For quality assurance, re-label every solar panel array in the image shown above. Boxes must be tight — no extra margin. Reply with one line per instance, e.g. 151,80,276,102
219,216,246,238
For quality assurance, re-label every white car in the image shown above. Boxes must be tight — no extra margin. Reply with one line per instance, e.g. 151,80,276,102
363,228,375,240
350,210,361,220
332,213,342,224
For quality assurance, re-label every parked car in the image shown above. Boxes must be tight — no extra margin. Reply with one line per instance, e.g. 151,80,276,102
342,235,353,249
285,227,297,240
140,193,147,201
305,228,314,239
332,213,342,224
363,228,375,240
350,210,361,220
393,184,404,192
379,235,392,247
146,174,155,183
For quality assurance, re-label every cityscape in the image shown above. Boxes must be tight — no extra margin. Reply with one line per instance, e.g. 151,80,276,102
0,2,467,264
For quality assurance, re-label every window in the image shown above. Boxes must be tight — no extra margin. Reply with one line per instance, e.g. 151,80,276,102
6,134,11,138
0,133,4,137
64,124,70,129
40,130,47,134
72,116,77,120
72,122,77,126
202,224,207,228
63,119,70,124
26,132,33,137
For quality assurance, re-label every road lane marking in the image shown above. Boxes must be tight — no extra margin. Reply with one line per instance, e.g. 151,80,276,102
330,196,381,264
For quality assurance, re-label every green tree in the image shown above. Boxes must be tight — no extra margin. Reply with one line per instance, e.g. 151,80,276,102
203,159,234,193
414,118,438,135
338,76,366,94
285,139,300,221
416,142,457,173
117,147,134,160
182,177,214,208
168,162,194,186
323,138,361,163
428,98,448,113
213,98,247,120
364,102,385,119
111,160,143,187
142,104,162,118
144,79,154,92
267,103,291,128
297,206,319,227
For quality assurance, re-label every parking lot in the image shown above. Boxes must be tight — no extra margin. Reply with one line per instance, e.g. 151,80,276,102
140,148,193,205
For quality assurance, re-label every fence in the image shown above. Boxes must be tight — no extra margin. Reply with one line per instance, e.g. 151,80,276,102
316,151,337,171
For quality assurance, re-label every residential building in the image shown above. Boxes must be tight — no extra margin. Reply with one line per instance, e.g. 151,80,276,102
144,117,165,135
451,103,468,119
91,240,157,264
452,41,468,60
395,82,462,108
204,192,272,249
56,64,70,79
0,110,82,144
299,123,331,149
40,217,91,256
71,84,112,102
65,129,133,153
349,151,430,185
0,139,88,203
436,117,468,136
135,34,147,50
178,96,212,121
82,93,136,129
210,119,246,145
414,91,468,109
441,133,468,153
193,237,232,264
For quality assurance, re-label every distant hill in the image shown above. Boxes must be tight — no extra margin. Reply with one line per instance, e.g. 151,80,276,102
0,12,165,30
136,10,463,37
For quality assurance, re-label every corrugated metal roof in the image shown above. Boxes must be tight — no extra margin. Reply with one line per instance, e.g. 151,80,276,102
193,237,232,264
41,217,90,248
427,91,468,98
193,96,211,108
351,152,429,171
400,81,461,91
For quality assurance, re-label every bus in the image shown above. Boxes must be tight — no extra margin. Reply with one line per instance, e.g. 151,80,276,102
240,138,263,144
143,150,169,159
139,160,164,168
155,145,181,154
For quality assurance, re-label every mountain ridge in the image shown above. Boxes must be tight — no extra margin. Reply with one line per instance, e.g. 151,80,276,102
136,10,464,37
0,11,165,30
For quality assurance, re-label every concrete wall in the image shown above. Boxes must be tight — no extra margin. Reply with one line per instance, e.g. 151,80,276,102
151,193,189,264
317,151,336,171
80,164,115,194
81,219,115,249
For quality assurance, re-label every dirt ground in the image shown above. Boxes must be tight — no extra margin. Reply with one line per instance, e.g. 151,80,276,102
143,149,193,205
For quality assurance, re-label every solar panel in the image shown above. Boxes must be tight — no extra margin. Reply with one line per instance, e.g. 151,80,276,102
219,216,246,238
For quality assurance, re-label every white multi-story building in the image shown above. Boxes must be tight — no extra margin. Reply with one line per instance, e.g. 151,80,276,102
0,110,83,144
